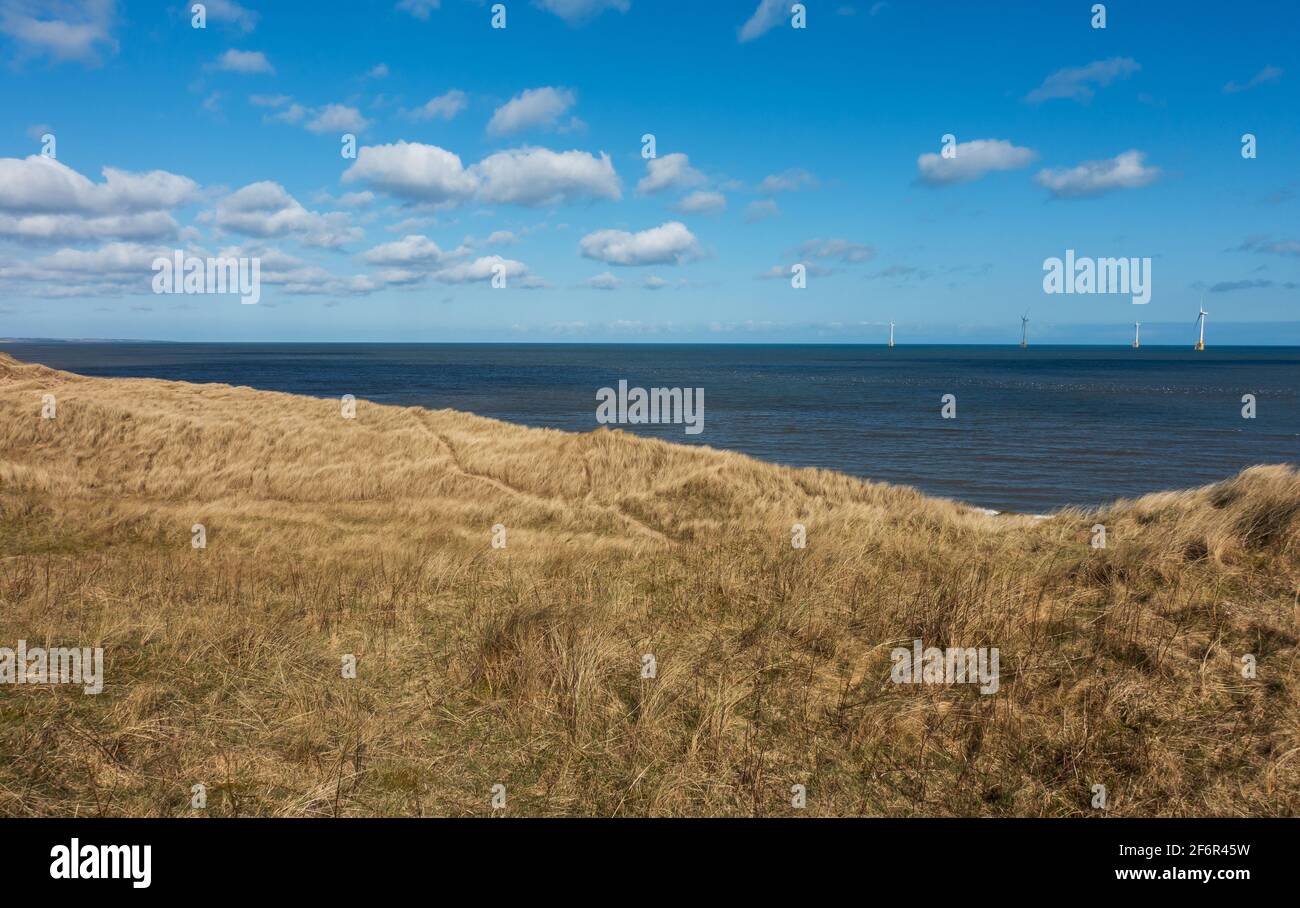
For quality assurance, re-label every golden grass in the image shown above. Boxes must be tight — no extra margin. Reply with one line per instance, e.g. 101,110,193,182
0,351,1296,816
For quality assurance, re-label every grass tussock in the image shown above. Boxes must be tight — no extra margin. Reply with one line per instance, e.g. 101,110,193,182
0,351,1297,817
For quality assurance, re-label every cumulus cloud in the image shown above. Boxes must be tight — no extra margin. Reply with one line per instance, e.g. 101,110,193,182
0,0,117,64
344,142,619,209
487,87,577,136
304,104,369,134
486,230,517,245
1223,65,1283,94
583,271,619,289
213,48,273,74
0,155,197,242
473,147,620,207
637,153,706,195
432,255,527,284
758,168,817,193
675,190,726,214
359,234,450,266
0,210,179,242
216,181,362,247
738,0,785,42
534,0,629,23
342,141,479,204
579,221,700,266
916,138,1037,186
0,155,198,214
410,89,467,121
1025,57,1139,103
224,244,394,296
200,0,258,32
1034,150,1161,199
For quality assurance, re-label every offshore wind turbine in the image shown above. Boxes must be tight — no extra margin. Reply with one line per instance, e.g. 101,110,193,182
1133,321,1140,349
888,321,895,348
1020,313,1029,348
1194,301,1207,351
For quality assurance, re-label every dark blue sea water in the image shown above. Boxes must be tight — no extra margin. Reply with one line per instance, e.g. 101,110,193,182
4,342,1297,513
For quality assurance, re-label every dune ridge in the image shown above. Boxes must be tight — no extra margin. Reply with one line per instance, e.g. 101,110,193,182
0,351,1296,816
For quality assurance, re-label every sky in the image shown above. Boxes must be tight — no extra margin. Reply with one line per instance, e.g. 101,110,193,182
0,0,1296,343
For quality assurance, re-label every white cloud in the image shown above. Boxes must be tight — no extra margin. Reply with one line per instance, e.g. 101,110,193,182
336,191,374,208
432,255,527,284
534,0,629,23
486,230,517,245
675,190,726,214
359,234,449,266
0,210,178,242
473,147,620,207
1034,150,1161,199
579,221,700,266
487,87,576,136
0,155,196,242
916,139,1038,186
637,153,706,195
0,155,198,214
305,104,370,134
213,48,273,74
758,168,817,193
342,141,479,204
0,0,117,64
1025,57,1139,104
224,244,390,296
738,0,785,42
216,181,362,247
202,0,258,32
584,271,619,289
410,89,467,121
643,275,669,290
396,0,440,19
269,103,307,124
344,142,619,209
367,63,389,78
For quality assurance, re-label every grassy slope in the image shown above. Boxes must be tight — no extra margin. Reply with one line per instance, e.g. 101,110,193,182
0,352,1296,817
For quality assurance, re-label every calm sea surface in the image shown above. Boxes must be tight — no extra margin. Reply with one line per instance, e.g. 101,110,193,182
4,342,1297,513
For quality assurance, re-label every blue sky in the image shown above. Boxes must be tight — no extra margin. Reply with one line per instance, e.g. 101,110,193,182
0,0,1296,342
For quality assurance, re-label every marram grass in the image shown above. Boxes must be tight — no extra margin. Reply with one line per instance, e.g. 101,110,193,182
1,353,1296,817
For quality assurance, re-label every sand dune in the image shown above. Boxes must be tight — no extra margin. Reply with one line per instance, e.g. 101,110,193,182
0,351,1296,816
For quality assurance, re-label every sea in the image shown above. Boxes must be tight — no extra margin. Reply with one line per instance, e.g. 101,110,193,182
4,342,1297,514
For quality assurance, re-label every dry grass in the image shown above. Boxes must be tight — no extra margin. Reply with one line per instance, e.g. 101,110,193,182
0,351,1296,817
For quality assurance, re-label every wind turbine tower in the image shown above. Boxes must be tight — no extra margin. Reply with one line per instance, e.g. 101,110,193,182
888,321,895,348
1020,314,1029,349
1195,303,1207,351
1133,322,1140,349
